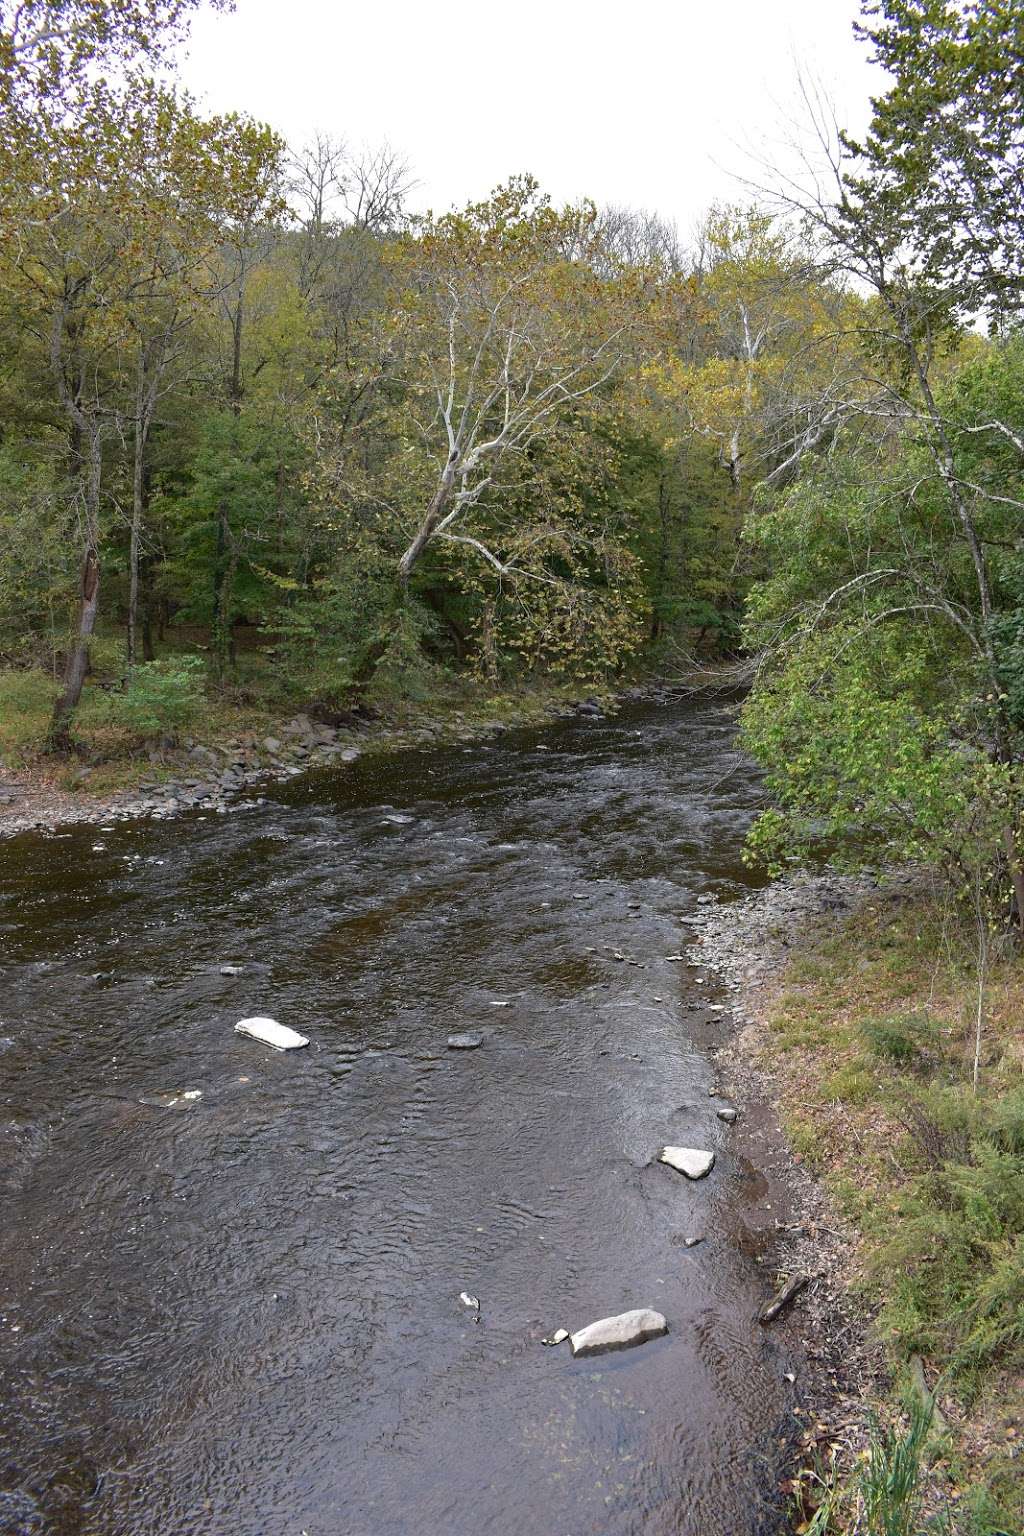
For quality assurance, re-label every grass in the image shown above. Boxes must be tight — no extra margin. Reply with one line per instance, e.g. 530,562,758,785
763,884,1024,1534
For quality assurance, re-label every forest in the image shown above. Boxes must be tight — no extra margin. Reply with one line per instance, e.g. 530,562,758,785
1,2,1023,1534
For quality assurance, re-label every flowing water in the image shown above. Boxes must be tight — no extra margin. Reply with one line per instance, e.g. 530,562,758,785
0,698,803,1536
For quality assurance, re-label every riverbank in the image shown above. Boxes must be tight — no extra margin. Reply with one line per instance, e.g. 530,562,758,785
695,871,1024,1534
0,674,667,838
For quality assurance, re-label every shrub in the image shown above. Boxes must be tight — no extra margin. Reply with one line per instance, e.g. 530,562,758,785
862,1014,932,1067
95,657,205,743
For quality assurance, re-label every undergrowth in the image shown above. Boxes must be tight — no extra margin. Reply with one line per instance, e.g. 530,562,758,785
765,885,1024,1534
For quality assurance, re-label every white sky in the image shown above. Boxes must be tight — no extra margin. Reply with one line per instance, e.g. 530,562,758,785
181,0,885,233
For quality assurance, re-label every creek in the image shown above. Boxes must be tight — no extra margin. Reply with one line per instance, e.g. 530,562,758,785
0,697,803,1536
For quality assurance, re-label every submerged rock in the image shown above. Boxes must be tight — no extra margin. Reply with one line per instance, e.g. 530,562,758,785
235,1017,309,1051
447,1032,483,1050
659,1146,715,1180
570,1308,667,1358
139,1088,203,1109
220,964,244,977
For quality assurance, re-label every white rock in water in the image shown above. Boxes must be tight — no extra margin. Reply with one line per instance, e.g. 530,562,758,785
235,1017,309,1051
659,1146,715,1180
570,1308,668,1358
459,1291,480,1309
447,1032,483,1050
220,965,244,976
541,1327,570,1346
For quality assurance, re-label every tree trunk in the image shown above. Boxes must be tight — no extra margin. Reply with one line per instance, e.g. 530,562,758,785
49,427,102,751
397,462,457,586
142,603,155,662
127,358,146,670
211,509,237,684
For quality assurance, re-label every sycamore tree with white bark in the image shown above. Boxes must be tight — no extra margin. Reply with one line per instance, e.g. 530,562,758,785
310,176,652,679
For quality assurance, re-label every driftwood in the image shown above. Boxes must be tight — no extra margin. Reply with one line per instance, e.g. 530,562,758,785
757,1272,809,1325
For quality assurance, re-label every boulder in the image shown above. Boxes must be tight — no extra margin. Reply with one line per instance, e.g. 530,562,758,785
447,1032,483,1050
570,1308,667,1358
716,1107,738,1124
659,1146,715,1180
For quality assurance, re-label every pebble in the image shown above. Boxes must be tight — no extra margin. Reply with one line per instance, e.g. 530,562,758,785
541,1327,570,1346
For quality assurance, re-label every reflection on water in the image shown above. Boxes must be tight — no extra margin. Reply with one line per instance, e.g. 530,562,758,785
0,699,796,1536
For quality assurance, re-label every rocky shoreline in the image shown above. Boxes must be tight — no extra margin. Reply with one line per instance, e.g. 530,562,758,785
0,692,632,840
690,872,904,1474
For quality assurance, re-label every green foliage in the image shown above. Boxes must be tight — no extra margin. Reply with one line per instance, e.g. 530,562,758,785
859,1398,940,1536
861,1014,932,1067
0,438,75,664
94,656,205,743
741,338,1024,918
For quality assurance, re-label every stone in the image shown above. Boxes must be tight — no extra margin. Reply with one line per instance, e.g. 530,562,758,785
139,1089,203,1109
659,1146,715,1180
716,1107,738,1124
684,1235,705,1248
263,737,281,752
569,1308,667,1358
447,1032,483,1050
541,1327,570,1346
459,1291,480,1309
220,965,244,976
235,1017,309,1051
283,714,313,736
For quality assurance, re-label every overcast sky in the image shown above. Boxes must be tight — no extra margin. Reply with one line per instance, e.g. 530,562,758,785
181,0,885,233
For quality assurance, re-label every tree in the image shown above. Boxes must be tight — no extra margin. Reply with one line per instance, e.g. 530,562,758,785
741,0,1024,929
848,0,1024,326
0,0,231,113
383,177,636,587
1,73,282,744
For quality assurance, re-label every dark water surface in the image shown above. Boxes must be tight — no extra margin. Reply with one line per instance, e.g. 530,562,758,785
0,699,799,1536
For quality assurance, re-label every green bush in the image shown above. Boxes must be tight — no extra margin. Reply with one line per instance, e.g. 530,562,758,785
871,1087,1024,1398
862,1014,933,1066
95,657,205,743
